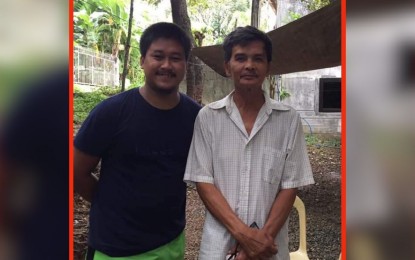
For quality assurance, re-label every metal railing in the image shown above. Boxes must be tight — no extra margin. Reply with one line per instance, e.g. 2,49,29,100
74,46,119,87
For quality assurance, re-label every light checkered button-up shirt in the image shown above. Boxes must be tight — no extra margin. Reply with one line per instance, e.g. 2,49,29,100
184,91,314,260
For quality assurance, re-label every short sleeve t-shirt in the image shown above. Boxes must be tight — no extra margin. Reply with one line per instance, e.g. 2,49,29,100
74,88,201,257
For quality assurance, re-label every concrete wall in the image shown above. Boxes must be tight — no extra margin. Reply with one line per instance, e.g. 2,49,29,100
180,65,342,134
179,66,234,105
281,66,342,133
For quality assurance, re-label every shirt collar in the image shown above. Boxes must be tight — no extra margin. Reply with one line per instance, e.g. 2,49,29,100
208,90,291,114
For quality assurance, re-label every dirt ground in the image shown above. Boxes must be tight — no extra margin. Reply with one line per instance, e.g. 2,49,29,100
74,133,341,260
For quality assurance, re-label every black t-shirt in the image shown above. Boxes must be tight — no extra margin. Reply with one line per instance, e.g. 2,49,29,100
74,88,201,257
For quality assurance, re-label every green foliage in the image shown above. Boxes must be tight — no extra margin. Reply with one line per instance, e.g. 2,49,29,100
289,11,302,22
282,0,331,26
188,0,250,44
130,67,145,88
74,0,143,87
279,87,291,101
97,86,121,96
305,134,320,146
73,88,108,124
282,11,303,25
146,0,162,6
305,134,341,148
300,0,331,12
324,137,341,148
124,35,144,87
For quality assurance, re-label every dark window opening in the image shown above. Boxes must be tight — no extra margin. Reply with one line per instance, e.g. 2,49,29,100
400,43,415,87
319,78,341,112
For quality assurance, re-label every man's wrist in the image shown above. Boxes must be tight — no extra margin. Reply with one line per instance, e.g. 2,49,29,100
231,223,250,242
262,224,278,239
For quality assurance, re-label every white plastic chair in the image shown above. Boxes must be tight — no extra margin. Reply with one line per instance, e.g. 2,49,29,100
289,196,309,260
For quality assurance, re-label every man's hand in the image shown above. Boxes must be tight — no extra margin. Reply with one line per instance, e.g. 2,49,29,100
196,182,280,259
236,227,278,259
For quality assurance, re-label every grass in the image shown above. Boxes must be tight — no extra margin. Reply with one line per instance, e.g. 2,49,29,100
305,133,341,148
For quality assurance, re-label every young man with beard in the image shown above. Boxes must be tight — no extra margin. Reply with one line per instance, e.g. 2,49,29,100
184,26,314,260
74,22,201,260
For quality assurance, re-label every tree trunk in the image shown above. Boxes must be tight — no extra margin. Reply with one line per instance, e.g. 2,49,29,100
251,0,260,28
273,0,280,101
121,0,134,91
170,0,204,104
112,29,122,63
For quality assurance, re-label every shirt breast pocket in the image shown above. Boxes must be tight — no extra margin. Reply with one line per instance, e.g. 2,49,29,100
262,148,286,185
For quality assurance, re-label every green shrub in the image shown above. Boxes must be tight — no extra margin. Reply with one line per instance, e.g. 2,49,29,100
305,134,321,146
305,134,341,148
73,90,107,124
97,86,121,96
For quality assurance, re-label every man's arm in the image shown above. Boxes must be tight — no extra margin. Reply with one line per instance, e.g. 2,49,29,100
263,188,297,238
196,182,277,259
234,188,297,260
196,182,247,235
74,148,100,202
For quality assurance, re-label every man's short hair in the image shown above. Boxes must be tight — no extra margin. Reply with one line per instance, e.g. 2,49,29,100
223,26,272,63
140,22,192,60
